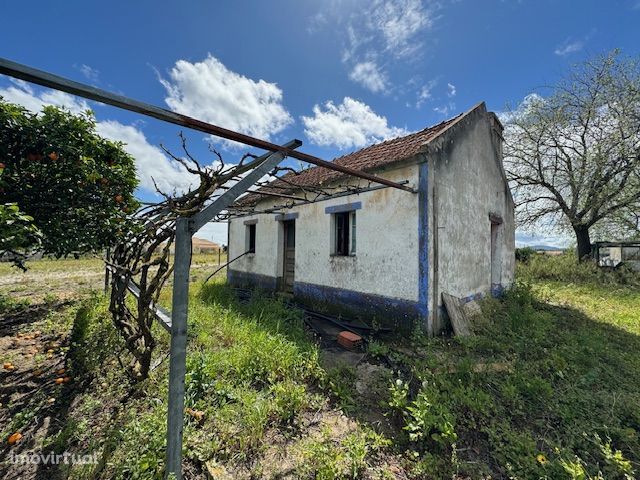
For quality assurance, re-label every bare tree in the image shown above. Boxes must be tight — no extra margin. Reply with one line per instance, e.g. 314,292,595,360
108,135,384,380
504,50,640,260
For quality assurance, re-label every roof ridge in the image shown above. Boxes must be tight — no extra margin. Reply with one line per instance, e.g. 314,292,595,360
233,107,476,208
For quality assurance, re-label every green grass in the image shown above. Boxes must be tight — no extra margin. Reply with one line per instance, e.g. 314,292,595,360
376,254,640,479
53,281,389,479
4,253,638,479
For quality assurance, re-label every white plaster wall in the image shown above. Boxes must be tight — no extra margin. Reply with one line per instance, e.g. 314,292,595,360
228,212,282,278
430,108,515,313
228,163,421,302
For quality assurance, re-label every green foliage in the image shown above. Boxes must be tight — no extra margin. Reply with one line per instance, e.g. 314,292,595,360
403,385,457,448
379,256,640,479
57,283,390,479
323,365,358,413
0,99,139,260
0,202,42,269
515,246,536,263
0,290,30,313
518,250,640,287
298,428,390,480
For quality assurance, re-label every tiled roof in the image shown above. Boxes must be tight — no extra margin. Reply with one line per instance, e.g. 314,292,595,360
235,113,462,207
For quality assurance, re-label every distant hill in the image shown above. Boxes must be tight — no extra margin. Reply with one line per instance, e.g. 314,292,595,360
530,244,565,251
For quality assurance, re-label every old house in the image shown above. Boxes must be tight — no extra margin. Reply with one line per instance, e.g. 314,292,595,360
227,103,515,334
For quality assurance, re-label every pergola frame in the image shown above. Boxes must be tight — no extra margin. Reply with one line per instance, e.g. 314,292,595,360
0,57,416,479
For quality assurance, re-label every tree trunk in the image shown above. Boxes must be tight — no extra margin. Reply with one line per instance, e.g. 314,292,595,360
573,225,592,262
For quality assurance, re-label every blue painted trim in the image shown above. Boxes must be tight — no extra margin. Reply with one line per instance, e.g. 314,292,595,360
324,201,362,214
294,281,420,330
227,269,279,291
274,212,299,221
417,162,429,320
460,292,484,304
491,283,504,297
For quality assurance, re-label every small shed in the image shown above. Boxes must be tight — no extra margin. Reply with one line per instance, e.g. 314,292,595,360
592,241,640,271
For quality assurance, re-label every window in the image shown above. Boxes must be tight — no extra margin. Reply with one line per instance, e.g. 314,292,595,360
247,224,256,253
333,211,356,256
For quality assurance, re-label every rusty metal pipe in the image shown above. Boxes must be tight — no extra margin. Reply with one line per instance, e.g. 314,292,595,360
0,57,416,193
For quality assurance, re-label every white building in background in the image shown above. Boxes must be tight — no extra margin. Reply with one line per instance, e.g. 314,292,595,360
226,103,515,335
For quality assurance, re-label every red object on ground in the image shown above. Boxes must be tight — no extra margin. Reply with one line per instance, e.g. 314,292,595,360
337,331,362,350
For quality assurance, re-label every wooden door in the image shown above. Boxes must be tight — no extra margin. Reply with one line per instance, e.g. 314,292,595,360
283,220,296,293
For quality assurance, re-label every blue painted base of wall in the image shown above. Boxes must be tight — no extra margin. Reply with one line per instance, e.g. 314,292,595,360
227,270,423,330
227,269,279,291
294,281,423,330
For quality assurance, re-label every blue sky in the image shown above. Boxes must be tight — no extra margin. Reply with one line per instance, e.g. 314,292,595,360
1,0,639,245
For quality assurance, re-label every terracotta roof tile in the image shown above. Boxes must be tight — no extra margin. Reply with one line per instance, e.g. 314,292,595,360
235,113,461,207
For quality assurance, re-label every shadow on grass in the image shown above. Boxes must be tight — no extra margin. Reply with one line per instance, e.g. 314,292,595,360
0,300,94,480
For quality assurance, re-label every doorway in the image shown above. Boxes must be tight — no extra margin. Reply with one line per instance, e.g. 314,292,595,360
282,220,296,293
490,220,501,289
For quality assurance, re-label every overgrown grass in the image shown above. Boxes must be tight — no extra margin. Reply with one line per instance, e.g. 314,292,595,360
7,253,638,479
377,254,640,479
57,281,388,479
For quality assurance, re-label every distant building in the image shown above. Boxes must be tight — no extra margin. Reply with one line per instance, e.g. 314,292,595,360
226,103,516,335
167,237,221,255
592,242,640,271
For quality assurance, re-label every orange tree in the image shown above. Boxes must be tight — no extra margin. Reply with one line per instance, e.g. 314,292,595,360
0,99,139,262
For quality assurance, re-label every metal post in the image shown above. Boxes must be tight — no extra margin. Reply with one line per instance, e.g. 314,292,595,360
165,217,193,480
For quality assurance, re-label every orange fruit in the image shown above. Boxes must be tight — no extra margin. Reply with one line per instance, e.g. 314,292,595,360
55,377,64,385
62,377,71,383
3,362,12,370
48,152,59,161
114,194,124,203
7,432,22,445
56,368,66,375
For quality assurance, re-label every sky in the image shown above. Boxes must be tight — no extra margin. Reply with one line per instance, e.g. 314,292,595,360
1,0,639,246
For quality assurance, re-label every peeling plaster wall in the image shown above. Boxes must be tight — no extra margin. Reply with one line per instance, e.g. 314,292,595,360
227,104,515,333
428,105,515,332
227,163,421,318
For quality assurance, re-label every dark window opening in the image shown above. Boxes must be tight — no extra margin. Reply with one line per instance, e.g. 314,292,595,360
334,211,356,256
247,224,256,253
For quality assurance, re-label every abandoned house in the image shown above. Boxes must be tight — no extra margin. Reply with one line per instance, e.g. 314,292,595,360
227,102,515,335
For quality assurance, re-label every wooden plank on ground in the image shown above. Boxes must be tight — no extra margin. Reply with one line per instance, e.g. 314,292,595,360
442,292,473,337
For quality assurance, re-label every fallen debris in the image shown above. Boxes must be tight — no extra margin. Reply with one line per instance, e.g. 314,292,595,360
442,292,476,337
337,331,362,350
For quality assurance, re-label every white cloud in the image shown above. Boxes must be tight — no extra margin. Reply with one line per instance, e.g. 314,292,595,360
349,61,388,93
307,12,328,34
554,39,584,56
416,79,437,107
433,102,456,116
0,78,89,114
497,93,544,124
159,55,293,146
302,97,408,149
447,82,456,97
370,0,435,57
95,121,197,194
76,64,100,83
0,78,198,195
